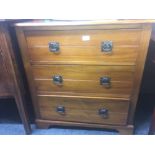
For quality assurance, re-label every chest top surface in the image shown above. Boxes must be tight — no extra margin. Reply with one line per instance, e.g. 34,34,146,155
14,19,155,26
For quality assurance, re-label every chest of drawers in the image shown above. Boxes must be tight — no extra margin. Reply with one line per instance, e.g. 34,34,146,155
15,20,153,134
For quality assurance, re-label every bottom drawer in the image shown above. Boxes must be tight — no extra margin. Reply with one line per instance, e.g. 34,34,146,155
37,95,130,125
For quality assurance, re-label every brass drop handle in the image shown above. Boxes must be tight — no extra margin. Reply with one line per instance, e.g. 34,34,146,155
49,42,60,53
101,41,113,53
100,77,111,88
98,108,108,118
52,75,63,85
56,106,65,114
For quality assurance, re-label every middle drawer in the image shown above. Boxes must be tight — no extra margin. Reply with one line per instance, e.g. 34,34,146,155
32,65,135,98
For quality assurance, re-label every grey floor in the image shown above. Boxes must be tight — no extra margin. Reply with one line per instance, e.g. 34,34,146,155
0,117,151,135
0,94,154,135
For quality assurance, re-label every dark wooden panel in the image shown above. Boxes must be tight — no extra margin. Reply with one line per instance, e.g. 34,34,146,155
0,23,31,134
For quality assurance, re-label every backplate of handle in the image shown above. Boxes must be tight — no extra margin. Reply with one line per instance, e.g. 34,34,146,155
101,41,113,53
98,108,109,118
56,106,65,114
49,42,60,53
100,77,111,88
52,75,63,85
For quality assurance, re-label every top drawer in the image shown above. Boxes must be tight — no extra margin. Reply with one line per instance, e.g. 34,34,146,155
25,29,142,65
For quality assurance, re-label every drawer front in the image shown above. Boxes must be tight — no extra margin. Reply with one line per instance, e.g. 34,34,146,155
35,80,133,98
26,29,141,64
38,96,129,125
32,65,135,81
32,65,134,97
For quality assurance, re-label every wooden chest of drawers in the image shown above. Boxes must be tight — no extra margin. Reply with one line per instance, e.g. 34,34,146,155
15,20,153,134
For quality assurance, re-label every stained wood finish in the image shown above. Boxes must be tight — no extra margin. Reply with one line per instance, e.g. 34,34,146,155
32,65,135,81
38,96,129,125
0,22,31,134
32,65,134,98
15,20,152,134
26,29,141,47
35,80,133,98
36,119,134,135
26,29,141,65
28,47,139,65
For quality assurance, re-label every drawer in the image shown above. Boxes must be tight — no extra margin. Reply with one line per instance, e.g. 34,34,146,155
38,96,130,125
35,80,133,98
32,65,135,81
32,65,134,98
26,29,141,65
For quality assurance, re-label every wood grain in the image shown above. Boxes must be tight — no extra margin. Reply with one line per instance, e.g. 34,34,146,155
35,79,133,98
36,119,134,134
15,21,153,134
25,29,141,47
38,96,129,125
25,29,141,65
28,46,139,65
33,65,134,98
15,27,41,118
32,65,135,81
0,45,12,94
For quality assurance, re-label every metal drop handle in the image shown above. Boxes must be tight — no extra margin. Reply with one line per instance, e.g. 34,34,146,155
56,106,65,114
100,77,111,88
101,41,113,53
98,108,109,118
52,75,63,85
49,42,60,53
